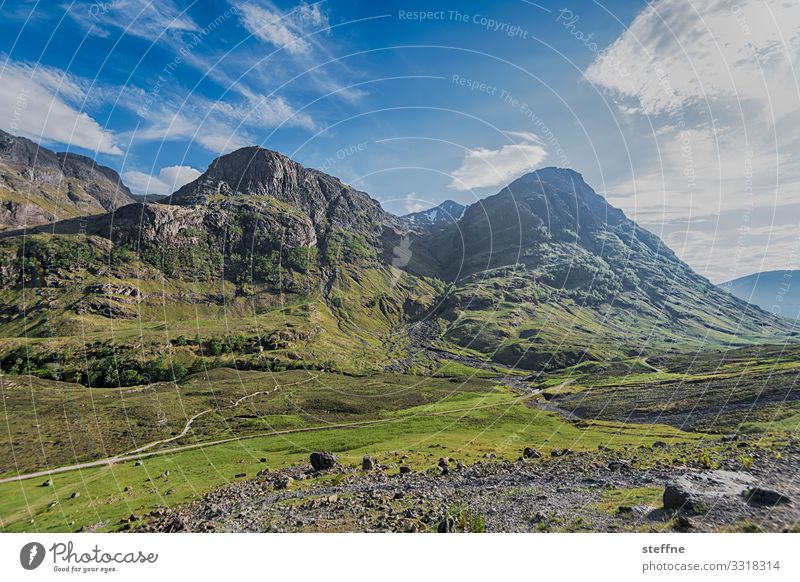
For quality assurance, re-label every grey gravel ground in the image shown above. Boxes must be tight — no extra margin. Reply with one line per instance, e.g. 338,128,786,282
139,438,800,533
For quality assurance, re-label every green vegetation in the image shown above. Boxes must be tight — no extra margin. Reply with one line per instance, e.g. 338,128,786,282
0,367,705,532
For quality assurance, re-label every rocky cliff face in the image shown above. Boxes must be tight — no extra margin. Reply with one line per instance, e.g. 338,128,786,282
169,146,394,243
0,130,135,230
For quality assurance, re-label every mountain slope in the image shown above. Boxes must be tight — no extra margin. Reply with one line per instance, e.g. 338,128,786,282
0,154,793,379
0,147,436,378
0,130,135,230
720,270,800,321
413,168,793,369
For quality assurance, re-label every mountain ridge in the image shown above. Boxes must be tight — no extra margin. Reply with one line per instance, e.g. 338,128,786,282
0,129,135,230
0,142,793,377
720,270,800,321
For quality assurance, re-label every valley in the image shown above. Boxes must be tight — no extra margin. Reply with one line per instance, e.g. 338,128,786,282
0,138,797,533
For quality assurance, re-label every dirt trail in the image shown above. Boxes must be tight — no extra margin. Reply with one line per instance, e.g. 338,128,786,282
0,392,537,485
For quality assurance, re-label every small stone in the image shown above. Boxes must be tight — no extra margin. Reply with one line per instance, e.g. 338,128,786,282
275,476,294,489
674,514,694,532
399,465,412,474
234,472,247,478
484,452,497,459
437,516,456,533
456,461,467,471
260,457,268,463
438,457,451,468
652,441,668,448
70,491,80,499
134,460,143,466
362,455,376,471
42,479,53,487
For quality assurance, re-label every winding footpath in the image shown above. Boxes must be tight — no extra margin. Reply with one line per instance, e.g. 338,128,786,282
0,390,540,485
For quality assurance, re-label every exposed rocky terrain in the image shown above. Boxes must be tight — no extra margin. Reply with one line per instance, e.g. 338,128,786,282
140,438,800,534
0,129,134,229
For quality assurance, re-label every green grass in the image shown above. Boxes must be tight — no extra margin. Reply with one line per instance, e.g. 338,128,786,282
591,486,663,514
0,370,703,533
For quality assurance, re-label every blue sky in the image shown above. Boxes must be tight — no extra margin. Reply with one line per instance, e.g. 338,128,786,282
2,0,799,282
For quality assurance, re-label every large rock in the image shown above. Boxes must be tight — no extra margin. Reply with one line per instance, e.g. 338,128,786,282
663,482,696,511
362,455,375,471
310,451,338,471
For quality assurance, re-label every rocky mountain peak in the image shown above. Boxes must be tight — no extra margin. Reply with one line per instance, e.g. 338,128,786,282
403,199,467,228
166,146,393,242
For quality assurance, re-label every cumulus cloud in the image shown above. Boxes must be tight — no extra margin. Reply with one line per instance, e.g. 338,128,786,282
585,0,800,281
449,131,547,191
0,59,121,154
239,2,328,55
123,165,202,196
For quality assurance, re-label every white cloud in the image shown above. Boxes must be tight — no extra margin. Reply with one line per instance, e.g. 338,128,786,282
123,165,202,196
449,131,548,191
585,0,800,118
585,0,800,281
404,192,428,213
0,59,121,154
121,86,313,155
69,0,199,41
239,2,328,55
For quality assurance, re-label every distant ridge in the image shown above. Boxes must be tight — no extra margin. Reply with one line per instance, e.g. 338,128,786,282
719,270,800,321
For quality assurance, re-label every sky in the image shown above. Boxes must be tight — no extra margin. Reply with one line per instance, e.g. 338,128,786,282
1,0,799,282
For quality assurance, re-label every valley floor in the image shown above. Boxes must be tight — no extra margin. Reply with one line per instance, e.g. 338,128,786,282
2,343,799,533
142,437,800,533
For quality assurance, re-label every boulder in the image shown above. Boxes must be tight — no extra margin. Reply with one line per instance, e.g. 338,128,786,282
744,487,791,506
522,447,541,459
399,465,412,474
310,451,338,471
663,482,696,511
362,455,376,471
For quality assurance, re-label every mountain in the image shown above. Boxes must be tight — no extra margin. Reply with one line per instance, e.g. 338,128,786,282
0,153,793,382
404,199,467,228
0,146,435,376
410,167,792,368
0,129,135,230
720,270,800,321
